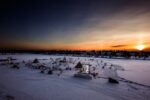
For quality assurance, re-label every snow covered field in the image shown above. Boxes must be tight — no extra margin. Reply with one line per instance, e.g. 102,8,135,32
97,58,150,86
0,54,150,100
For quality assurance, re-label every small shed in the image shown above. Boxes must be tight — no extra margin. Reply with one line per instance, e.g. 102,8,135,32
75,62,83,69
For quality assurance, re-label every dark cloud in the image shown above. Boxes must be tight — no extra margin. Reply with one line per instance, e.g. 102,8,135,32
111,45,127,48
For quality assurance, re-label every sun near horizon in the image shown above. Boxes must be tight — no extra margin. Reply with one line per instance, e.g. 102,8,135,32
135,44,146,51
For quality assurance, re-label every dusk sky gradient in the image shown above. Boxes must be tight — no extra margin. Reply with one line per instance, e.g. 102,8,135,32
0,0,150,50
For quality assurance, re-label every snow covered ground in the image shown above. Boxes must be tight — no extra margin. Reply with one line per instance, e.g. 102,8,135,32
96,58,150,86
0,54,150,100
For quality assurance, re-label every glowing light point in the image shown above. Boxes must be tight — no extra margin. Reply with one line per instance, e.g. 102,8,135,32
135,44,145,51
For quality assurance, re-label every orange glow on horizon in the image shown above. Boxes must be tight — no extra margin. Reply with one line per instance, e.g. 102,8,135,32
1,36,150,51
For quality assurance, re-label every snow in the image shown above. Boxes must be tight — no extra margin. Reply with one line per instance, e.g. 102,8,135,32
98,58,150,86
0,54,150,100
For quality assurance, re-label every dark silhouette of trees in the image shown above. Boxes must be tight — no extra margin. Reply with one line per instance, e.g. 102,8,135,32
0,49,149,60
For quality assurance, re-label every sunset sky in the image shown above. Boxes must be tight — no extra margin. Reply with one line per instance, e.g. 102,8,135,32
0,0,150,51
